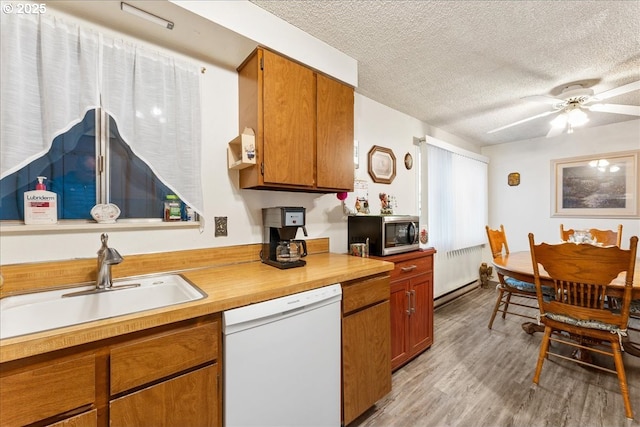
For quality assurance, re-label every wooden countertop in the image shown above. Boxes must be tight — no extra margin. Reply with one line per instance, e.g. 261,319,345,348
0,253,393,363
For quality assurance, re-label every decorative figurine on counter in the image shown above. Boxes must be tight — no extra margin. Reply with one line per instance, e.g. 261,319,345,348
479,262,493,288
355,197,370,214
379,193,394,215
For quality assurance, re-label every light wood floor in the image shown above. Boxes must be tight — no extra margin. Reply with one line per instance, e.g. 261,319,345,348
351,285,640,427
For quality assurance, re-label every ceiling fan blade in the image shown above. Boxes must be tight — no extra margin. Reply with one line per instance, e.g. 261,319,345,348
546,125,565,138
586,103,640,116
591,80,640,101
487,110,560,134
522,95,562,105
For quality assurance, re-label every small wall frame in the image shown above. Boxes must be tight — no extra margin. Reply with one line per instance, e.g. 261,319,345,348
368,145,396,184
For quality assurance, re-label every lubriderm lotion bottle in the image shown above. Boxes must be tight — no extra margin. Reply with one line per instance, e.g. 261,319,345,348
24,176,58,224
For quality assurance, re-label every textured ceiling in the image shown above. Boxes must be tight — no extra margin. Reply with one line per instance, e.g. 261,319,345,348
250,0,640,146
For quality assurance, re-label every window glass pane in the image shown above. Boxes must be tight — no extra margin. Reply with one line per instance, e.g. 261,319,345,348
1,109,174,222
107,116,172,219
54,134,97,219
1,110,97,220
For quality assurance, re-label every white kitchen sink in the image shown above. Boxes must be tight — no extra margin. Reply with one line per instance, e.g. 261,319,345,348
0,274,206,340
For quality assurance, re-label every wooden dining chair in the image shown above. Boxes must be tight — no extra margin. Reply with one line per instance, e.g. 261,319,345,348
485,225,539,329
528,233,638,420
560,224,623,246
559,224,575,242
589,224,623,247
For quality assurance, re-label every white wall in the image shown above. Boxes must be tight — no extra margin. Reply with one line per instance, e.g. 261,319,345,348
0,10,479,268
171,0,358,87
481,119,640,262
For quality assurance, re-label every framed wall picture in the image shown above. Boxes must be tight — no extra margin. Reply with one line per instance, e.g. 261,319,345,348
368,145,396,184
551,150,639,217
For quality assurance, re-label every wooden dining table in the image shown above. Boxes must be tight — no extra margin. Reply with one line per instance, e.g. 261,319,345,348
492,250,640,357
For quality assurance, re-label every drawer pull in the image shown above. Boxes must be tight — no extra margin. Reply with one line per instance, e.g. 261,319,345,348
401,265,418,273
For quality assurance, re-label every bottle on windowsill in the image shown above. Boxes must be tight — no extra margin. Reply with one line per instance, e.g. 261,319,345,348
24,176,58,225
164,195,181,221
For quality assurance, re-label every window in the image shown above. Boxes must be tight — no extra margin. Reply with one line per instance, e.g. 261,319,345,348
0,110,173,220
0,12,203,223
422,137,488,253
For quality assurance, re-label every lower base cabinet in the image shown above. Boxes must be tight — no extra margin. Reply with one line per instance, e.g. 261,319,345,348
110,365,218,427
0,353,96,426
0,314,221,427
382,249,435,371
341,274,392,425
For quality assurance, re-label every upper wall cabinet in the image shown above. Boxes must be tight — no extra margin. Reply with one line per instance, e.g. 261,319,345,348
237,47,354,192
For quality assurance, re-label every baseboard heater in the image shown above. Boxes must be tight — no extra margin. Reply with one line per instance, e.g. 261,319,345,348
434,279,494,309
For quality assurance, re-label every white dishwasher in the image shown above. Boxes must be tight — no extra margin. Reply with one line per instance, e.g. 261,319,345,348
223,283,342,427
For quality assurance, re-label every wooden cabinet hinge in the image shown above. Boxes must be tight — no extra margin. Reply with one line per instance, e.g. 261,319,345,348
260,57,264,70
260,162,264,175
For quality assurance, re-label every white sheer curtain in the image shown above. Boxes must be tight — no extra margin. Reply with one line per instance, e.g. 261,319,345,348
425,137,488,253
426,145,454,252
101,37,203,215
0,13,99,177
1,12,203,216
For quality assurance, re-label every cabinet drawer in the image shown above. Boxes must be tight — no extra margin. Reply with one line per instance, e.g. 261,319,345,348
110,365,217,427
390,255,433,280
110,321,218,395
342,274,390,315
0,354,95,426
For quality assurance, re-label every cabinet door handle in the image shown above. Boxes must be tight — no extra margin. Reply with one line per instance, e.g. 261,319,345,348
406,291,411,315
410,290,416,314
401,265,418,273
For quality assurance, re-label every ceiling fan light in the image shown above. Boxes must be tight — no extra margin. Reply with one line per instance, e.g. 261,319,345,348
550,114,567,128
566,108,589,127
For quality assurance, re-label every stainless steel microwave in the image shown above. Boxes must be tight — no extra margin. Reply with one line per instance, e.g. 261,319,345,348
348,215,420,256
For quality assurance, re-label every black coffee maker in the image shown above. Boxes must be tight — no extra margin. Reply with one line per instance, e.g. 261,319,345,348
261,207,308,269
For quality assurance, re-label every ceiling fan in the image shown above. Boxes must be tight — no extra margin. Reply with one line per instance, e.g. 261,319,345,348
488,80,640,137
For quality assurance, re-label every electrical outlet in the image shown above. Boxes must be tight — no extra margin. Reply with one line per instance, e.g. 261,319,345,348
214,217,228,237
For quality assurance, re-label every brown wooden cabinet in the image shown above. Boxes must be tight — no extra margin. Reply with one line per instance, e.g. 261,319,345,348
110,365,217,427
108,320,220,426
0,314,221,427
316,73,355,190
0,353,96,426
237,47,354,192
341,274,392,425
385,249,435,371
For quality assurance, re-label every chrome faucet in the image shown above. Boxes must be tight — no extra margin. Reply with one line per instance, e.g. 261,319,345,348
63,233,138,298
96,233,123,290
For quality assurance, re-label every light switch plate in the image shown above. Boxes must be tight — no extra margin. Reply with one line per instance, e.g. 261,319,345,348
215,217,227,237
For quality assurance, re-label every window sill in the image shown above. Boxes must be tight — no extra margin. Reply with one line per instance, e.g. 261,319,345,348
0,220,201,235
